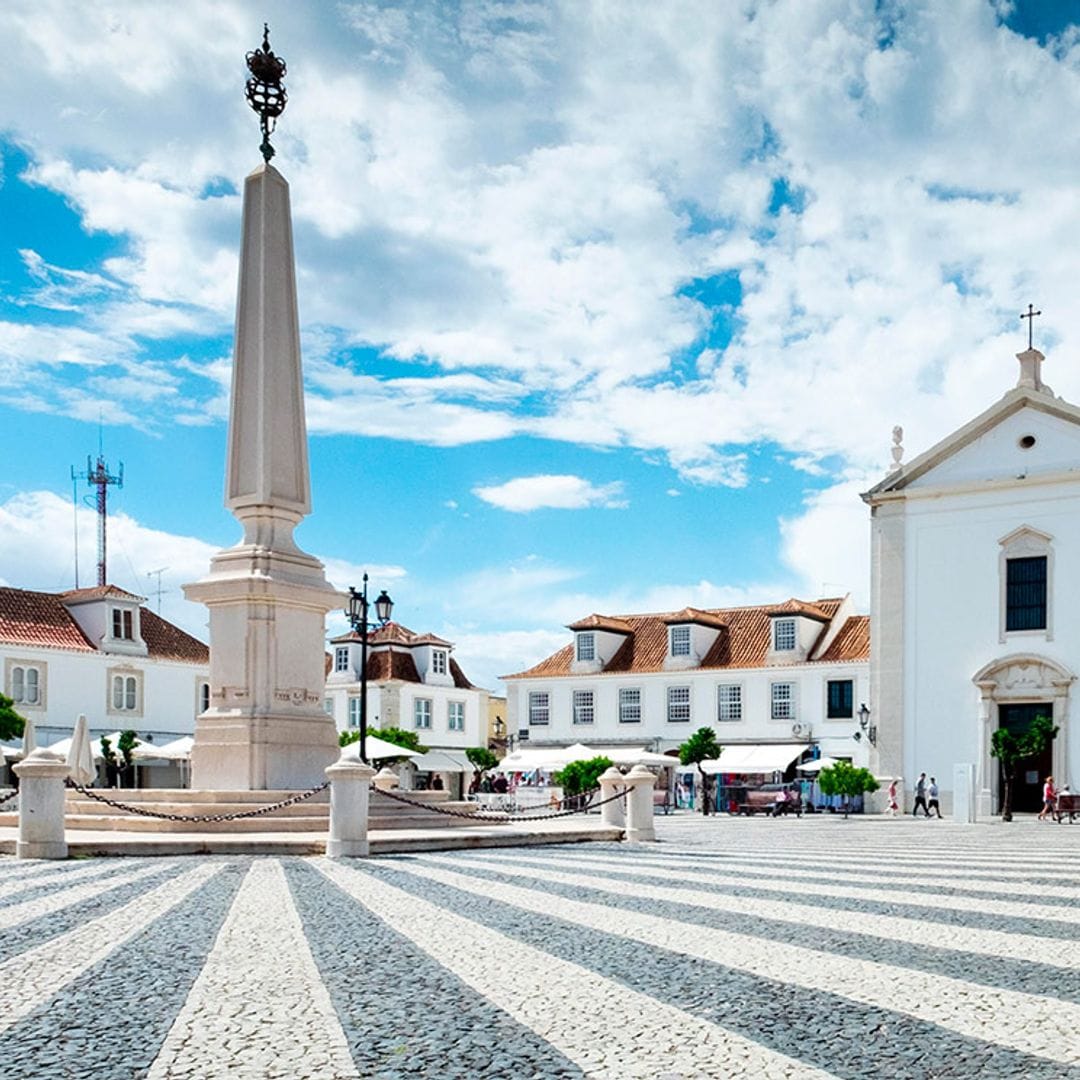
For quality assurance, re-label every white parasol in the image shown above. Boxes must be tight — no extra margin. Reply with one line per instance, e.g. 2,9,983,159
66,714,97,787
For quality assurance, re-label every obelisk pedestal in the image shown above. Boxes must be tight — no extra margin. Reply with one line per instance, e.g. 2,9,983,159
184,162,342,791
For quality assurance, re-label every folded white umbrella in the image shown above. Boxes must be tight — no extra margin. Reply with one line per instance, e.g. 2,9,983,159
66,714,97,787
21,713,36,758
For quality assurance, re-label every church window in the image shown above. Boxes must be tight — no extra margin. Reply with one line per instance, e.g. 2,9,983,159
827,679,853,718
771,682,795,720
619,687,641,724
667,685,691,723
1006,556,1047,631
717,684,742,722
576,633,595,661
670,625,691,657
572,690,595,724
773,619,796,651
528,692,550,726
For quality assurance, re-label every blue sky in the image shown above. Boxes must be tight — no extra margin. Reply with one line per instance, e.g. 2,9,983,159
3,0,1080,692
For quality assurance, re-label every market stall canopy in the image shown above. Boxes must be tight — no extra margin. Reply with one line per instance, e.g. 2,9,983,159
340,735,421,761
494,744,598,772
606,747,679,768
409,749,471,773
796,756,842,774
133,735,194,762
699,743,808,776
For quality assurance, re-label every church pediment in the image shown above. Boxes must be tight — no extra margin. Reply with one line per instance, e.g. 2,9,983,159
973,653,1075,699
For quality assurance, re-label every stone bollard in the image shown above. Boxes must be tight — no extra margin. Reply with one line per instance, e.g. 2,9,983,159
598,766,627,829
373,767,400,792
623,764,658,842
13,748,69,860
325,756,377,859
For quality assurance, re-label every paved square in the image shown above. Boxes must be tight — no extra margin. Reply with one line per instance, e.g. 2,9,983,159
1,815,1078,1078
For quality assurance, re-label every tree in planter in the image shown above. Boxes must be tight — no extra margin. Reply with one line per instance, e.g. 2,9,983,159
102,731,139,788
678,727,721,815
100,735,119,787
991,713,1058,822
817,761,879,818
465,746,499,792
0,693,25,742
553,756,613,809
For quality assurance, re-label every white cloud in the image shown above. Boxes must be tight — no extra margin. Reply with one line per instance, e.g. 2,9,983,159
472,474,627,512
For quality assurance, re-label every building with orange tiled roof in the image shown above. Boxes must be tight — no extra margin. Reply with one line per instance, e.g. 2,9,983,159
0,585,209,780
324,620,490,798
502,594,870,772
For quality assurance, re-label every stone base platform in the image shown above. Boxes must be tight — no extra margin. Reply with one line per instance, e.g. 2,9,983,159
0,817,623,857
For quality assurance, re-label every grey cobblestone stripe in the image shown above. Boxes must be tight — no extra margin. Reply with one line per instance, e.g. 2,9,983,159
434,850,1080,1003
0,861,223,1035
373,857,1077,1076
2,860,246,1080
0,861,179,965
284,859,585,1080
145,860,358,1080
315,858,835,1080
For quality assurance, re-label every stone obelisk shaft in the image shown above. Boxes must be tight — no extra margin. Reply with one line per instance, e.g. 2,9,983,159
184,163,342,791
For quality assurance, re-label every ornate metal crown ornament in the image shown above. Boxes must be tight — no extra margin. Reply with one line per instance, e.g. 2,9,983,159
245,24,287,162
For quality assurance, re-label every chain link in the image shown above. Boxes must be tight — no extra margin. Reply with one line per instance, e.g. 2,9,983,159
0,787,19,807
375,784,627,823
64,779,329,822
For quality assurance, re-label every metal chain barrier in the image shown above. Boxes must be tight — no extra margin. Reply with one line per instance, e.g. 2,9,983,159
374,784,627,823
0,787,19,807
64,778,329,823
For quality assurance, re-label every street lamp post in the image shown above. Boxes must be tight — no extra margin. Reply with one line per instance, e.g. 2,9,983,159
857,702,876,747
346,574,393,764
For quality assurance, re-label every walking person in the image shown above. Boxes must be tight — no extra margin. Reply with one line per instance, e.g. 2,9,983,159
1038,776,1057,821
927,777,942,818
887,777,899,816
912,772,930,817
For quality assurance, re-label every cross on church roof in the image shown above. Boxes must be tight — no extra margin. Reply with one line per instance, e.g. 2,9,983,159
1020,303,1041,350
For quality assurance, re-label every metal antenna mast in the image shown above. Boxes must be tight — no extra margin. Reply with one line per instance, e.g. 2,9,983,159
73,449,123,587
147,567,169,614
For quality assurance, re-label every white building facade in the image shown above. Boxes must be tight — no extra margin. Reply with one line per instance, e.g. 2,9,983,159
0,585,210,753
504,597,870,771
864,346,1080,817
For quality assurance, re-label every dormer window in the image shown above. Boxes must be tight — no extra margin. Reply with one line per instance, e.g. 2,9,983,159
432,649,448,676
670,625,691,657
334,647,350,673
773,618,796,651
576,633,595,662
112,608,134,641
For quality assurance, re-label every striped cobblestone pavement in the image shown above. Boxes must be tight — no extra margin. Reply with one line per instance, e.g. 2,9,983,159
1,815,1078,1079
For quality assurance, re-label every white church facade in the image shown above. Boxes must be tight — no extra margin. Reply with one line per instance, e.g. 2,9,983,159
864,346,1080,816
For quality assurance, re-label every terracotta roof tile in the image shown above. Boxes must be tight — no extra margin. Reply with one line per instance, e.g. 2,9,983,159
817,615,870,663
566,614,634,634
366,648,421,682
329,621,479,687
0,588,95,652
504,597,855,679
139,609,209,664
663,607,728,629
62,585,147,604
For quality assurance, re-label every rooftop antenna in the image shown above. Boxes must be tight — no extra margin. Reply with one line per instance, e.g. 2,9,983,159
70,469,80,589
72,430,123,587
147,567,169,614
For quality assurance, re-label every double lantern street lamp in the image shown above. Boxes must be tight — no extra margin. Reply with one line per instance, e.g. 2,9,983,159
857,702,877,747
345,574,394,764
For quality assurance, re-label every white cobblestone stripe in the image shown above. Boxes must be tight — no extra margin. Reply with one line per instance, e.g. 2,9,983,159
0,861,222,1036
0,861,168,928
314,857,836,1080
0,859,130,903
404,854,1080,1067
488,848,1080,924
145,859,358,1080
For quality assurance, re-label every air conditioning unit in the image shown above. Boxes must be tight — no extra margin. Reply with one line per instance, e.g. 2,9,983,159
791,723,811,738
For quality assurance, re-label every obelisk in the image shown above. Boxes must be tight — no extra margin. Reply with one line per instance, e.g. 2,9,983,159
184,28,342,790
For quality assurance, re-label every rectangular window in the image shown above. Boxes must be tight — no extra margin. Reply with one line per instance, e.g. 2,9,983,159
576,633,595,661
572,690,595,724
619,687,641,724
112,608,133,640
773,618,796,651
1006,556,1047,631
414,698,432,729
717,684,742,722
771,682,794,720
334,647,350,673
348,697,362,728
199,682,211,714
667,685,691,723
323,698,334,716
528,691,550,726
827,679,854,719
12,665,41,706
112,675,138,711
670,625,691,657
432,650,448,675
448,701,465,731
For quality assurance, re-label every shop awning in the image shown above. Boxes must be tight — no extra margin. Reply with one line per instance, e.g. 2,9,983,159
409,749,471,773
699,743,808,775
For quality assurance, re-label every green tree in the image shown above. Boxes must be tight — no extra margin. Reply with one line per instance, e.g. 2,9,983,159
465,746,499,789
554,756,613,807
991,713,1058,822
679,727,721,815
100,735,119,786
817,761,879,818
0,693,25,742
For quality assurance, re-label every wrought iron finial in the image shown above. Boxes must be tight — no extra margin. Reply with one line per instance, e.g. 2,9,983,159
245,23,288,163
1020,303,1041,351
